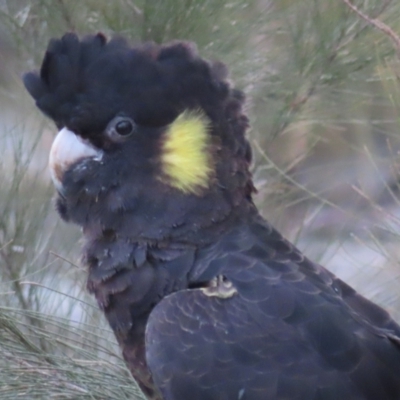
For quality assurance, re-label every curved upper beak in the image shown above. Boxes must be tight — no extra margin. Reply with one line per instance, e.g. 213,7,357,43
49,127,103,192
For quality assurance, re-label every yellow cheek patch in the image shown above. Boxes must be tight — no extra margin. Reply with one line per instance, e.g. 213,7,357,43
160,110,213,194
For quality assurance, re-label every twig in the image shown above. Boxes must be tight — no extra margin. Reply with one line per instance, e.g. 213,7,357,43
342,0,400,56
49,250,82,269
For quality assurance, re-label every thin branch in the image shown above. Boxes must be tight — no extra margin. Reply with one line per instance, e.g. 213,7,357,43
342,0,400,56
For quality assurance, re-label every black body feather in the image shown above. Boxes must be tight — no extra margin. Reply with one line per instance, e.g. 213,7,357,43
24,33,400,400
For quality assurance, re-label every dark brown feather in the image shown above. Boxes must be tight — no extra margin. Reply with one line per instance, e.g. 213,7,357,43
147,214,400,400
23,33,400,400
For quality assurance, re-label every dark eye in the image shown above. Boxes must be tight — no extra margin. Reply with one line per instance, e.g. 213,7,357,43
115,120,134,136
105,116,135,142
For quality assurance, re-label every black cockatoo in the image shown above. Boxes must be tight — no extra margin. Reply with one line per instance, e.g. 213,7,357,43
24,33,400,400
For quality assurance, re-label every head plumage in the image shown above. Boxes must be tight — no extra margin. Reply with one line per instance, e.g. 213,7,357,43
24,33,250,160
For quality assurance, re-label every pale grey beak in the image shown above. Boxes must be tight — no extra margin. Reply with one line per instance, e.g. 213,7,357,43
49,127,103,192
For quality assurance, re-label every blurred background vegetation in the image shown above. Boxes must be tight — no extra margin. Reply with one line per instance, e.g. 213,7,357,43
1,0,400,398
